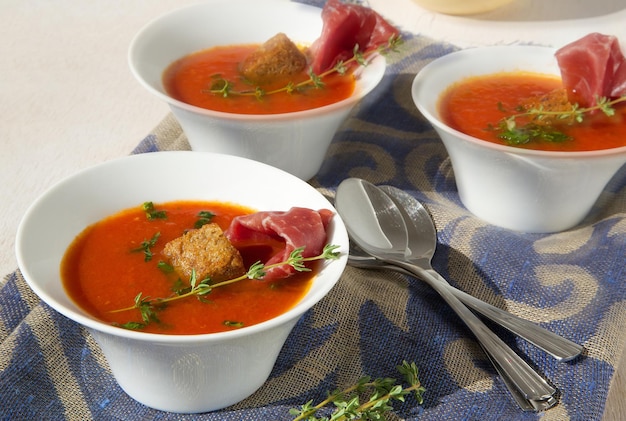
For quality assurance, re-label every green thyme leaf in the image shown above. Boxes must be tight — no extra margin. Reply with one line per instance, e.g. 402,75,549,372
287,247,308,272
116,321,147,330
194,210,215,229
130,232,161,262
223,320,244,328
142,202,167,220
157,260,175,273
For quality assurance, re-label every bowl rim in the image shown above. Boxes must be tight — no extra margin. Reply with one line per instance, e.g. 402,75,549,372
15,151,348,343
127,0,387,121
412,45,626,158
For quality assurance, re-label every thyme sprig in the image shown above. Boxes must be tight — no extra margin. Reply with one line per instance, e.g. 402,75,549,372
208,34,403,99
112,244,341,330
289,360,425,421
495,95,626,145
129,232,160,262
194,210,215,229
142,201,167,220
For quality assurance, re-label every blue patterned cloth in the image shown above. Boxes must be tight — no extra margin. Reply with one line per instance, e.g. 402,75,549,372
2,2,626,420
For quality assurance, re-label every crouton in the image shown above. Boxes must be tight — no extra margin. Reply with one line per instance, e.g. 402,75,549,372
240,33,308,84
162,223,246,283
521,88,577,124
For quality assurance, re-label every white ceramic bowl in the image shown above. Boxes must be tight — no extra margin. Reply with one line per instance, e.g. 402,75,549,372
412,46,626,233
129,0,386,181
410,0,514,15
15,151,348,413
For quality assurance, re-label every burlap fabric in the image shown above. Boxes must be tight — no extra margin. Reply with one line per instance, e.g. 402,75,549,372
2,25,626,421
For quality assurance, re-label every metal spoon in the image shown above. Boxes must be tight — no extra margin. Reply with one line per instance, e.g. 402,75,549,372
346,185,583,362
335,178,557,406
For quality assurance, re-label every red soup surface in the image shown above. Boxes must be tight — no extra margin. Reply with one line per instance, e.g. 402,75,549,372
61,201,315,335
438,71,626,152
163,44,356,114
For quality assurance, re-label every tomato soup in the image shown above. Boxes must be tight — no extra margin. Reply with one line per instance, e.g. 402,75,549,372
163,44,356,114
61,201,315,335
438,72,626,151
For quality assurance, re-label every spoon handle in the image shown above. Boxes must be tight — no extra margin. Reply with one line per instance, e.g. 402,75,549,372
388,259,556,402
482,346,558,411
359,260,583,361
438,278,583,361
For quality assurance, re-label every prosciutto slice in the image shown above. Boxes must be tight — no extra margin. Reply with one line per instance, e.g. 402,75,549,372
309,0,399,74
555,32,626,108
225,207,333,280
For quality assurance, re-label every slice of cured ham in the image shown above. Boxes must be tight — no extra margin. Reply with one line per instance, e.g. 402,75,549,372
225,207,333,280
555,32,626,108
309,0,399,74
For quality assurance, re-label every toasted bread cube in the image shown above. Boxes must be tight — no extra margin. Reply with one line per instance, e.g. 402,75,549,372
162,223,246,283
240,33,307,84
521,88,576,125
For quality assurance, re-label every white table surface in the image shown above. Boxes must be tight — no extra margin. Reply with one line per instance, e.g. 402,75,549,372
2,0,625,418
